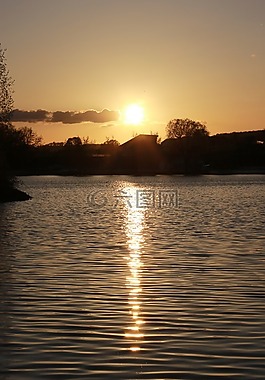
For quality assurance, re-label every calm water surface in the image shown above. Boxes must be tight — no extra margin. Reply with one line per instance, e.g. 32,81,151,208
0,175,264,379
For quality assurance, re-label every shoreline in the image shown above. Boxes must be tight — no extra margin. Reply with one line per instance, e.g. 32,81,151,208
0,187,32,203
15,168,265,177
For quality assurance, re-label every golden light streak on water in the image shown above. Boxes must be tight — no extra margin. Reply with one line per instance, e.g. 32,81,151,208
124,192,145,352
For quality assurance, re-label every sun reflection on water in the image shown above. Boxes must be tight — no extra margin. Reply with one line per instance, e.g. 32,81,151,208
124,195,145,352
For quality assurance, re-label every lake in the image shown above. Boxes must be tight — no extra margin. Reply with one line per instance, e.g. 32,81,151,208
0,175,264,379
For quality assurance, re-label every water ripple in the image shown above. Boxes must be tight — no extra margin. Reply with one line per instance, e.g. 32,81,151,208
0,175,264,379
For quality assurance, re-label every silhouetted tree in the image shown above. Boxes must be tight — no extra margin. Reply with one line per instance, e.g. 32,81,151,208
82,136,96,144
17,126,43,146
166,118,209,139
0,44,14,192
0,43,14,124
44,141,64,147
0,44,31,201
65,136,82,146
103,137,120,146
163,119,209,174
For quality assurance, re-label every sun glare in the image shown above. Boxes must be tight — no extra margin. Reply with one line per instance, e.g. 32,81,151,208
124,104,144,125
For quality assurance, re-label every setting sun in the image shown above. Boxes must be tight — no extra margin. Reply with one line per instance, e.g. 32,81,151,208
124,104,144,125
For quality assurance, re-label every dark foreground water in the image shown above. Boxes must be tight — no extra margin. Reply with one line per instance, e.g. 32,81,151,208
0,175,264,379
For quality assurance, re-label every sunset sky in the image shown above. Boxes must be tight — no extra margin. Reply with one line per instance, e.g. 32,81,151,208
1,0,265,143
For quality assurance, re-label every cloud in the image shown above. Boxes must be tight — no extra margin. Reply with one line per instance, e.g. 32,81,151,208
51,109,120,124
12,109,50,122
12,109,120,124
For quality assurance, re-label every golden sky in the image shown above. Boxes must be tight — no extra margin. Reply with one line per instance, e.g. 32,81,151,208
1,0,265,143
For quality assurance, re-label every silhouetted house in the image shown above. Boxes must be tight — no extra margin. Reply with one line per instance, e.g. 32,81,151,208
118,134,160,175
206,130,265,172
161,137,209,174
161,138,184,173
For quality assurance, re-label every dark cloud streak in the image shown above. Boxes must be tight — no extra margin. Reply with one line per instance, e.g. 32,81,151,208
12,109,50,123
12,109,120,124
